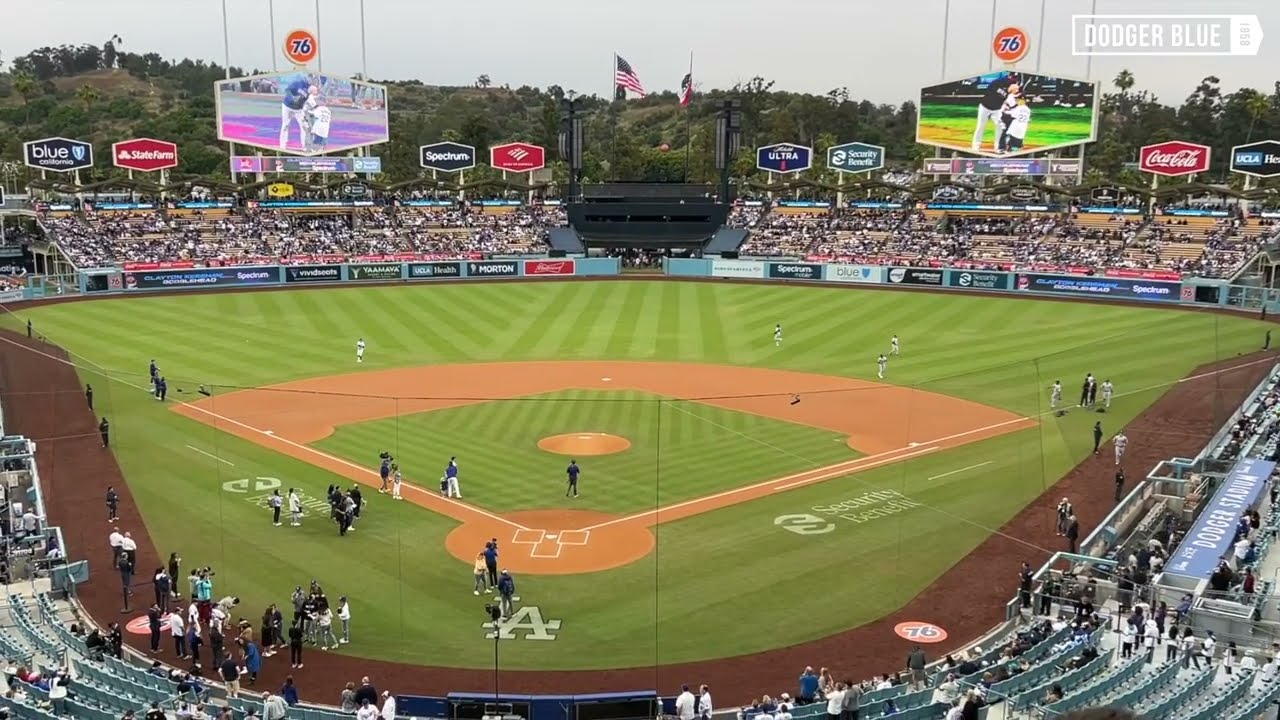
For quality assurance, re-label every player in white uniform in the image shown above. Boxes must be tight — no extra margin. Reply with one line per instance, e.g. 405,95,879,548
288,488,302,527
890,335,900,355
1113,432,1128,466
1101,380,1114,410
1049,380,1062,411
774,324,783,347
877,354,888,379
1002,97,1032,153
355,338,366,363
391,465,402,500
304,91,332,153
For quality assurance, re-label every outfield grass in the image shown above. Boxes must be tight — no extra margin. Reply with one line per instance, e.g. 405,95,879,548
7,281,1269,669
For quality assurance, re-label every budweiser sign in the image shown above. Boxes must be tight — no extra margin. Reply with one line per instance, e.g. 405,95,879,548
113,138,179,172
1139,141,1210,177
523,259,575,276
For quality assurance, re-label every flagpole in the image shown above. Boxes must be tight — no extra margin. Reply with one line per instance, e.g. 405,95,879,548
609,53,618,181
683,51,694,182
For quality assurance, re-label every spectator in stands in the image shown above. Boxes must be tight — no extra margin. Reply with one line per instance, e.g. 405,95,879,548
353,677,378,708
218,652,241,698
1240,651,1259,671
1179,627,1199,669
1242,567,1256,599
260,690,287,720
1224,641,1238,674
823,682,844,720
340,682,357,713
279,676,298,706
145,702,166,720
906,644,927,689
797,668,819,705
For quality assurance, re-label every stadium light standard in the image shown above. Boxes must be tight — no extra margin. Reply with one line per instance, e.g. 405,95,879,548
560,93,585,202
485,603,502,701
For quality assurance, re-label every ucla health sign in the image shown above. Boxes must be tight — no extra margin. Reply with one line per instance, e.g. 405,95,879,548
1230,140,1280,178
1166,458,1275,578
756,143,813,174
1015,273,1179,301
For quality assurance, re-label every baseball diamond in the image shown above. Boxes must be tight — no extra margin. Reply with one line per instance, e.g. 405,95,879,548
2,276,1272,706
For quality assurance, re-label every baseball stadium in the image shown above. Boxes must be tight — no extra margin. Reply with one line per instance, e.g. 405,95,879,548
0,5,1279,720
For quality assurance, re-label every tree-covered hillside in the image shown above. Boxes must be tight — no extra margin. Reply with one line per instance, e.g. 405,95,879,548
0,41,1278,187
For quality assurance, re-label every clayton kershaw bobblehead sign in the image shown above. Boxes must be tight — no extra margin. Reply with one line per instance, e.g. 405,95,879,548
24,137,93,172
756,143,813,173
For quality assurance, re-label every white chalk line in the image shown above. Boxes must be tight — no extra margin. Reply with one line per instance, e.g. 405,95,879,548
774,446,940,490
928,461,993,481
184,445,235,466
0,336,528,532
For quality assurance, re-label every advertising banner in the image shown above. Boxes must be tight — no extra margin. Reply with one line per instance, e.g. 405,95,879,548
490,142,546,172
24,137,93,172
523,259,575,276
947,270,1011,290
767,263,822,280
284,264,341,283
887,267,944,286
215,72,389,156
827,143,885,173
1015,273,1180,301
1139,141,1210,177
467,260,519,277
917,71,1098,158
1166,458,1275,578
1230,140,1280,178
756,143,813,173
347,263,403,281
711,259,765,279
420,142,477,172
408,262,463,279
923,157,1081,176
124,267,279,290
232,156,383,174
827,264,882,283
113,138,179,172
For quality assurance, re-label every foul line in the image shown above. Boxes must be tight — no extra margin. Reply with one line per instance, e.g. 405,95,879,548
184,445,235,466
773,446,940,490
0,335,528,532
928,461,992,481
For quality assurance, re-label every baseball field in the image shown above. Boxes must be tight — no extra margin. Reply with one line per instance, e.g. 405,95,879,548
916,103,1097,156
2,279,1269,694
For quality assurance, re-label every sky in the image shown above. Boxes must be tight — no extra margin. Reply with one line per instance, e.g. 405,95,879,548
0,0,1274,106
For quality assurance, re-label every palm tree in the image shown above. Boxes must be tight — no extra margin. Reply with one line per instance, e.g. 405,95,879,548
1245,93,1270,142
1112,69,1135,94
475,74,491,89
75,84,100,110
12,72,38,124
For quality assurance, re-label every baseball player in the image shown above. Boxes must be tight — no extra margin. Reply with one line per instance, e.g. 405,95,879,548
774,324,783,347
1087,374,1099,408
445,457,461,498
1049,380,1062,412
279,76,312,151
1002,96,1032,153
972,73,1018,152
355,338,366,363
288,488,303,527
1079,373,1093,407
566,459,580,498
890,335,900,355
877,354,888,379
391,465,403,500
1100,379,1114,410
1114,432,1128,466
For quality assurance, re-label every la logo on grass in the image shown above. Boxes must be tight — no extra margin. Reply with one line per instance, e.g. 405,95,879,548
483,606,562,641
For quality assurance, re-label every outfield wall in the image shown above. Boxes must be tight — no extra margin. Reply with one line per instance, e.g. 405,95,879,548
52,257,1262,313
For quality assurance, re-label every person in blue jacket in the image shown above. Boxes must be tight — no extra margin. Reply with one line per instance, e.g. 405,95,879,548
279,76,312,151
497,570,516,618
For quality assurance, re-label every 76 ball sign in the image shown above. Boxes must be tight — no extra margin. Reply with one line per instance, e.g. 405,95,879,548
283,29,318,66
992,27,1030,64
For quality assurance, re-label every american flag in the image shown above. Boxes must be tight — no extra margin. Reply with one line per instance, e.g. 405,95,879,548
615,55,646,97
679,72,695,107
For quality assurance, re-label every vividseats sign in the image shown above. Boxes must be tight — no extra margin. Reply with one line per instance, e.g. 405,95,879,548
284,265,341,283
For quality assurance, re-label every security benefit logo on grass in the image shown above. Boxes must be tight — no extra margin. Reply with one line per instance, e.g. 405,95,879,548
774,490,923,535
482,606,563,641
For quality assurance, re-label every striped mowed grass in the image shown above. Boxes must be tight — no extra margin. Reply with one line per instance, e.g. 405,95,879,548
7,280,1269,669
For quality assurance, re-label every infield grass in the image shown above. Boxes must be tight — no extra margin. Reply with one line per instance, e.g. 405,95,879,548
5,280,1269,669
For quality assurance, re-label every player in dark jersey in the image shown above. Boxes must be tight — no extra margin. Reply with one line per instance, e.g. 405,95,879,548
971,73,1017,153
280,76,312,151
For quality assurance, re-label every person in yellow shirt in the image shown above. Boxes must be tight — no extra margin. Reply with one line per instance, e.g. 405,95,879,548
473,553,487,596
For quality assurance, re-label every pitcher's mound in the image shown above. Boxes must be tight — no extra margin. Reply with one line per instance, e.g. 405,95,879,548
538,433,631,456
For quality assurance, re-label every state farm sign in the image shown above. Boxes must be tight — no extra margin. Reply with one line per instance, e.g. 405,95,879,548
1139,141,1210,177
113,138,179,172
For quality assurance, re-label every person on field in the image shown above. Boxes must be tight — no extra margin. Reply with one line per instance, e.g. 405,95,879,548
483,542,499,590
498,570,517,618
99,417,110,448
106,486,119,522
566,459,580,498
473,553,487,596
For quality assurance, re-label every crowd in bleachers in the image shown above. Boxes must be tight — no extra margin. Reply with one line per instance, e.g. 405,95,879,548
737,204,1276,278
37,204,566,268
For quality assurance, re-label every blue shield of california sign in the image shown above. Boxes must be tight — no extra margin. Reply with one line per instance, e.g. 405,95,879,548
827,142,885,173
756,143,813,174
24,137,94,172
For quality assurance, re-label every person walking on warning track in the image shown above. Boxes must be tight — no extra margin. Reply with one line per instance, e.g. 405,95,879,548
1115,468,1126,502
566,460,580,498
86,384,93,411
99,417,110,448
1065,515,1080,554
1114,432,1128,466
106,486,119,522
1092,422,1104,455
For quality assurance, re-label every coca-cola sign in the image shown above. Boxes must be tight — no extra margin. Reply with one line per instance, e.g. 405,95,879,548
1139,141,1211,177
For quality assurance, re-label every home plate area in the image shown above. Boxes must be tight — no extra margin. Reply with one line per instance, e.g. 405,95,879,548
512,527,591,559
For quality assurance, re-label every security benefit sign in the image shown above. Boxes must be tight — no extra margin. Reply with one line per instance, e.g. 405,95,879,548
827,143,885,174
947,270,1011,290
756,143,813,174
767,263,822,280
